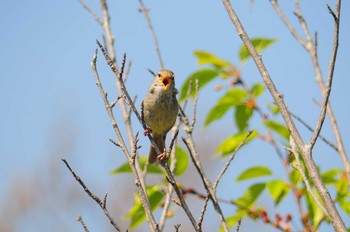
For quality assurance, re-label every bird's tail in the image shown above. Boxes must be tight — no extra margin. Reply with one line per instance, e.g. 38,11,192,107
148,133,166,165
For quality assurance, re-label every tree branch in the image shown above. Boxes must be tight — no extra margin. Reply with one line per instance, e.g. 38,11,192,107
90,49,159,232
221,1,346,231
62,159,122,231
138,0,164,68
76,215,90,232
270,0,349,184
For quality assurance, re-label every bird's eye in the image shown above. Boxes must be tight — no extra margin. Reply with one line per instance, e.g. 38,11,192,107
157,73,161,78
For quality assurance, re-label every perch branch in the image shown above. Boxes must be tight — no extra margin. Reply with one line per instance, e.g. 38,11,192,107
97,45,198,231
91,49,159,231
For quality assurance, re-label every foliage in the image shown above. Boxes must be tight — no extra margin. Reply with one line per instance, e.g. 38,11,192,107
113,39,349,231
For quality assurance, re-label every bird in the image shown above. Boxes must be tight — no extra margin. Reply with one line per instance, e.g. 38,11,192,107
142,69,179,165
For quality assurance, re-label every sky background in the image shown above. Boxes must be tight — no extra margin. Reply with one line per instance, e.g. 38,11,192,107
1,0,349,231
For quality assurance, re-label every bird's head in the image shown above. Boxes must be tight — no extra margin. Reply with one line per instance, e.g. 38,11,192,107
156,69,175,91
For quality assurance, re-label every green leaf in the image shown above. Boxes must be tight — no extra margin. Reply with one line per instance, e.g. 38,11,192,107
239,38,277,62
173,146,189,176
216,131,259,157
264,120,290,140
125,186,165,229
236,166,272,182
321,168,341,185
305,190,324,227
179,69,219,102
111,156,165,175
224,209,247,231
338,192,350,215
289,169,302,185
194,50,231,68
266,180,290,206
268,103,280,115
251,83,265,97
205,88,248,126
235,105,254,131
236,183,266,207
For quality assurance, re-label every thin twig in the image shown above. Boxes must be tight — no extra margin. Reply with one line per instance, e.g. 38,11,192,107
236,219,242,232
182,137,229,232
294,0,313,45
76,215,90,232
269,0,306,48
62,159,122,231
214,130,253,188
197,195,209,229
289,111,338,152
221,1,346,231
138,0,164,68
191,79,199,127
308,0,339,148
77,0,103,26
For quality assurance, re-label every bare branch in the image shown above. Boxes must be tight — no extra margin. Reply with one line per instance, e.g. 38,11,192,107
191,79,199,127
182,137,229,232
91,49,159,231
96,42,198,230
76,216,90,232
270,0,349,184
159,123,180,231
197,195,209,229
289,111,338,152
221,1,346,230
62,159,122,231
269,0,306,48
294,0,313,45
77,0,103,26
138,0,164,68
163,163,198,231
308,2,340,150
236,219,242,232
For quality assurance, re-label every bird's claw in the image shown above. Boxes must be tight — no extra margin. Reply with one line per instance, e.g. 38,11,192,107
157,149,167,161
144,127,152,136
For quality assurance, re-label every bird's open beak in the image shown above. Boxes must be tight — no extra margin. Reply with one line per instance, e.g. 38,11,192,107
161,77,172,91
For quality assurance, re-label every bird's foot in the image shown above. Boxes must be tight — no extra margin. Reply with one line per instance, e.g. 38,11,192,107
157,149,167,162
144,127,152,136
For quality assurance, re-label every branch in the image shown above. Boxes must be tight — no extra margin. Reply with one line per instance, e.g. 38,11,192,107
270,0,349,184
77,0,103,26
221,1,346,231
289,111,338,152
96,44,198,231
269,0,307,48
62,159,122,231
138,0,164,68
180,81,229,231
309,2,340,150
214,130,253,188
90,49,159,232
76,215,90,232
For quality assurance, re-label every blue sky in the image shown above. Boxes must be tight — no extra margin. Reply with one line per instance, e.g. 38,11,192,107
1,0,349,231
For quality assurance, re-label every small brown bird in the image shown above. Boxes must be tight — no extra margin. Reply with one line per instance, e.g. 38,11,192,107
142,69,179,164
